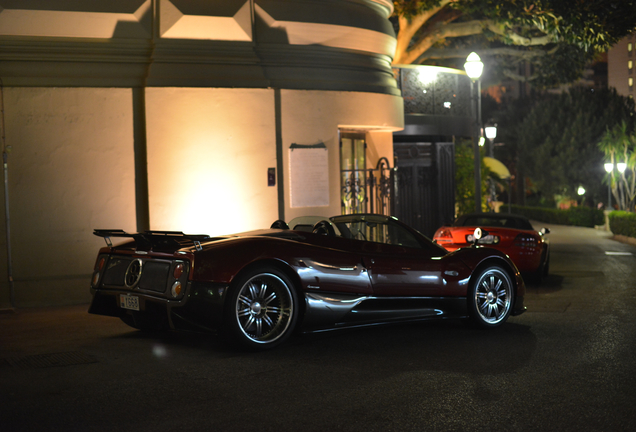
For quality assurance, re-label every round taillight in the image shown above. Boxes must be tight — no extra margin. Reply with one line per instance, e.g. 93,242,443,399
173,263,184,279
171,281,183,298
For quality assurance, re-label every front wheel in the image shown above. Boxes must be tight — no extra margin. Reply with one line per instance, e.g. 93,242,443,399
468,266,514,328
224,267,298,350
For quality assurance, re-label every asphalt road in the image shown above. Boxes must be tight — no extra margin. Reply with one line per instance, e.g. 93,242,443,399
1,223,635,432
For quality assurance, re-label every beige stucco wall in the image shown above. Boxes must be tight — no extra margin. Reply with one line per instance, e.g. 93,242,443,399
144,88,402,236
0,87,137,308
144,88,279,236
281,90,403,220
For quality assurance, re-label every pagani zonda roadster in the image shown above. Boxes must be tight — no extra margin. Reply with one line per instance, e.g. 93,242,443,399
89,214,526,350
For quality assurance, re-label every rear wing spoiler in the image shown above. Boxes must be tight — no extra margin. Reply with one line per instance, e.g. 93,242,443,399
93,229,210,252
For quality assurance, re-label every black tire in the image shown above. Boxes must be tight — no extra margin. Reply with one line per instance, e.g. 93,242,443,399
468,265,514,328
224,267,298,350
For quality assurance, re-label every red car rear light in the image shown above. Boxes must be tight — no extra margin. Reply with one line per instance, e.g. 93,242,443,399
434,229,453,242
514,234,538,247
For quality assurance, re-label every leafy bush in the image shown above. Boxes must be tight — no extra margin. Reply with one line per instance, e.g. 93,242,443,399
501,205,604,227
608,211,636,238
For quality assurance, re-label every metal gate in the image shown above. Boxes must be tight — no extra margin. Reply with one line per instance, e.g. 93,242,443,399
341,157,396,216
393,142,455,237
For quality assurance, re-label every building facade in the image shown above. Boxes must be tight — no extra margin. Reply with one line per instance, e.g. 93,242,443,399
608,32,636,99
0,0,403,308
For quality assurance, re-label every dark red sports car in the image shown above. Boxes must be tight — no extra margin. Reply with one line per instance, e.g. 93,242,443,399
89,214,526,350
433,213,550,281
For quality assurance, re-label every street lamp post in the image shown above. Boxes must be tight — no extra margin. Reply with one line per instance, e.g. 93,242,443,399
464,52,484,213
604,162,613,210
617,162,627,210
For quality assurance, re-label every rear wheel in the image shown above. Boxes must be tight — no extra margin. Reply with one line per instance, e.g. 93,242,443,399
468,266,514,328
224,267,298,350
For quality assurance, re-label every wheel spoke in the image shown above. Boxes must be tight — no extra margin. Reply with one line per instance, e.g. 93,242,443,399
255,318,263,336
266,306,281,315
257,282,268,298
479,301,489,315
248,282,259,299
263,292,277,305
242,315,255,331
237,307,251,318
262,314,274,328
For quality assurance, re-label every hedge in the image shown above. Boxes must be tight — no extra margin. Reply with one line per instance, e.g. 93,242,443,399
608,211,636,238
500,205,605,228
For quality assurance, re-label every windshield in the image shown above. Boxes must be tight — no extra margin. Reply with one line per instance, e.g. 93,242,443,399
457,215,533,230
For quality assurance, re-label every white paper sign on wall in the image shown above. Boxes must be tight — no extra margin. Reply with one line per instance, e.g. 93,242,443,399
289,143,329,208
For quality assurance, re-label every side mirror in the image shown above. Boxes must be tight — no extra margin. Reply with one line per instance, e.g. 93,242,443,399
541,228,550,235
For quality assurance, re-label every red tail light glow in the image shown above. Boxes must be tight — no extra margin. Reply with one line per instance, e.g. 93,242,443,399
434,229,453,242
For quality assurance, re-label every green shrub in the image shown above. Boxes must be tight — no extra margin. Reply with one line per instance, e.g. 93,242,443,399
608,211,636,238
500,204,604,228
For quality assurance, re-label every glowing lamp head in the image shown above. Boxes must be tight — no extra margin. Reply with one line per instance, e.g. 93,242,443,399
617,162,627,173
604,163,614,173
464,52,484,80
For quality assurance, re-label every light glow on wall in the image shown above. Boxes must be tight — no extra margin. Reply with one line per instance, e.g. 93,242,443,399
145,88,278,237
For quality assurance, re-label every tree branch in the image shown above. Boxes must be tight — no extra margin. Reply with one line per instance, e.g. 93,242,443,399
394,0,455,64
501,68,540,82
421,46,548,61
486,22,555,46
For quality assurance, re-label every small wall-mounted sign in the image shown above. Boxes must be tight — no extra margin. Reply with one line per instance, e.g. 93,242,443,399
289,142,329,208
268,168,276,187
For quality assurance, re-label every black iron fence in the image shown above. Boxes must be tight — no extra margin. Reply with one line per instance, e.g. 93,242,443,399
341,157,396,216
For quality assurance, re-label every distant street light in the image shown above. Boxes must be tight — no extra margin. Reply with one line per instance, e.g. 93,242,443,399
485,124,497,158
577,186,586,206
617,162,627,173
464,52,484,213
604,162,614,209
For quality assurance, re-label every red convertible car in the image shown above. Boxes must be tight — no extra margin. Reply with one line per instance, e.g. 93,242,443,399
89,214,526,350
433,213,550,281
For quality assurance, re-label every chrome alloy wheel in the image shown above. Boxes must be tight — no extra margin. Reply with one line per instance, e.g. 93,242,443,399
472,267,513,326
233,273,294,345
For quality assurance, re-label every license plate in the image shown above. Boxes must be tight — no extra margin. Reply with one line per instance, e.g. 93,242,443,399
120,295,140,311
466,234,497,244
